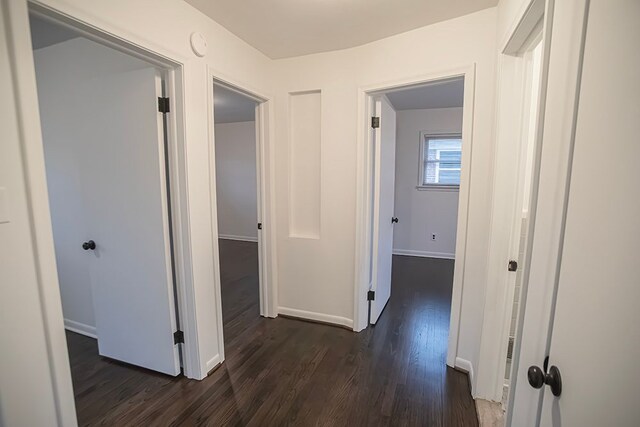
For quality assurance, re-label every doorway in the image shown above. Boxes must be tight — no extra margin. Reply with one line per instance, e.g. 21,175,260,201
208,76,275,364
355,69,475,370
212,83,261,347
29,9,189,421
501,36,543,407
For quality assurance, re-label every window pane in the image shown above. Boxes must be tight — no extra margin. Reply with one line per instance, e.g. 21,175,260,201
439,169,461,184
424,161,437,184
439,150,461,162
422,137,462,185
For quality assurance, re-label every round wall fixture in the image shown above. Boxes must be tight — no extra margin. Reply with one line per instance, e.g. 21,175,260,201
190,32,207,57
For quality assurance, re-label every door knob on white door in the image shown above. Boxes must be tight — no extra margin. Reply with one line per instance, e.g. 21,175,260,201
527,364,562,396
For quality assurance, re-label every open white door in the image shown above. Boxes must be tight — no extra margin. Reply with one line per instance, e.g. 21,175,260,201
370,96,397,324
535,1,640,425
84,68,180,376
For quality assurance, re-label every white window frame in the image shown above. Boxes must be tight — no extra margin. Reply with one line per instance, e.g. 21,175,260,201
417,132,462,190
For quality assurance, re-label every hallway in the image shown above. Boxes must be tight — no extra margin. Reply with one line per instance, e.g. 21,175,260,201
66,242,476,426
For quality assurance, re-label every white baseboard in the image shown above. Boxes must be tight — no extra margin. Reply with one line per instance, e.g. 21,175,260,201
64,319,97,339
206,354,221,373
278,306,353,329
393,248,455,259
218,234,258,243
456,356,475,395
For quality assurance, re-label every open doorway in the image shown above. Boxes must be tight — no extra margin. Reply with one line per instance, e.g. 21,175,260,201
212,83,261,347
29,10,188,423
368,78,465,326
502,36,543,407
355,68,475,372
360,73,472,370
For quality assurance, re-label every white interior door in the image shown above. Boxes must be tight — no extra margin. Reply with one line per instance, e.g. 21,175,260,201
85,68,180,375
536,1,640,425
370,96,397,324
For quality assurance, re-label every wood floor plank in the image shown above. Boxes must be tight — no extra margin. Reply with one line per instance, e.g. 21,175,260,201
65,240,477,426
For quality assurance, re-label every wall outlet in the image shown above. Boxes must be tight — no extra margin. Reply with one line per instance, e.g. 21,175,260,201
431,233,437,241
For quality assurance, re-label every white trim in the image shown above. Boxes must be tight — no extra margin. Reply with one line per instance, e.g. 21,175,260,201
64,320,97,339
507,0,591,424
392,249,455,260
207,67,278,374
353,64,476,375
205,354,221,373
218,234,259,243
416,185,460,192
475,0,548,403
455,356,475,393
5,1,78,424
278,307,354,329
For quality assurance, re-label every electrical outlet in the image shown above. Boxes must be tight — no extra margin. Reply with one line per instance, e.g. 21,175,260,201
431,233,437,241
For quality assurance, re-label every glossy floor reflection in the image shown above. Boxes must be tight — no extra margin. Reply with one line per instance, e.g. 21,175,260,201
66,241,477,426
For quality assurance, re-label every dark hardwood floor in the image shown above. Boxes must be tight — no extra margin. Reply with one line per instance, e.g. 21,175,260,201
67,240,477,426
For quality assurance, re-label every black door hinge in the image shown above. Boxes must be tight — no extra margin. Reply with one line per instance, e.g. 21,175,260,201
257,222,262,230
508,260,518,272
371,116,380,128
158,97,170,114
173,330,184,344
367,290,375,301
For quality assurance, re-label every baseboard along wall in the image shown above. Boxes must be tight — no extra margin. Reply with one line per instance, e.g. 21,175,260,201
64,319,97,339
278,306,354,329
218,234,258,243
393,248,455,259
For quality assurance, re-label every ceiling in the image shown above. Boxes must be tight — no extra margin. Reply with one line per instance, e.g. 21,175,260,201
185,0,498,59
386,77,464,110
29,14,80,50
214,84,257,123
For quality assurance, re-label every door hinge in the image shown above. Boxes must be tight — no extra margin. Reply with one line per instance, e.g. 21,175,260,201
371,116,380,128
257,222,262,230
158,97,170,114
173,330,184,344
508,260,518,272
367,290,375,301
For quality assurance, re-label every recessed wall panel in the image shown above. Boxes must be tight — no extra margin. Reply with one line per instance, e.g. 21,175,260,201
289,90,321,238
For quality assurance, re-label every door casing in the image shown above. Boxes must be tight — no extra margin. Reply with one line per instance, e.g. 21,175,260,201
206,70,278,368
26,1,205,380
353,65,476,375
506,0,591,424
475,0,549,402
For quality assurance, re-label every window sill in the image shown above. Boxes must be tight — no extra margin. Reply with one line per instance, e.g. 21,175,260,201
415,185,460,192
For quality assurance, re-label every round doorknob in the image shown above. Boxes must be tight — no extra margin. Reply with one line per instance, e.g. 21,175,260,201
527,364,562,396
391,217,399,224
82,240,96,250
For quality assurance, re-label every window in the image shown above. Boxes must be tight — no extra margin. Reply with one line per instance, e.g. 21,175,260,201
419,133,462,187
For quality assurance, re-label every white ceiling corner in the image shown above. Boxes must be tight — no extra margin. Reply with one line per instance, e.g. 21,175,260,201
185,0,498,59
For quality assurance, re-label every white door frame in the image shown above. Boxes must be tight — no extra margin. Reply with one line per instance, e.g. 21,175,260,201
507,0,590,424
475,0,549,401
2,0,77,423
353,65,476,371
207,68,278,363
23,1,206,381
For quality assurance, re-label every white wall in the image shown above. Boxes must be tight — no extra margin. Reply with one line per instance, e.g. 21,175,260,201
34,37,153,336
393,108,462,259
214,121,258,241
273,7,498,373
